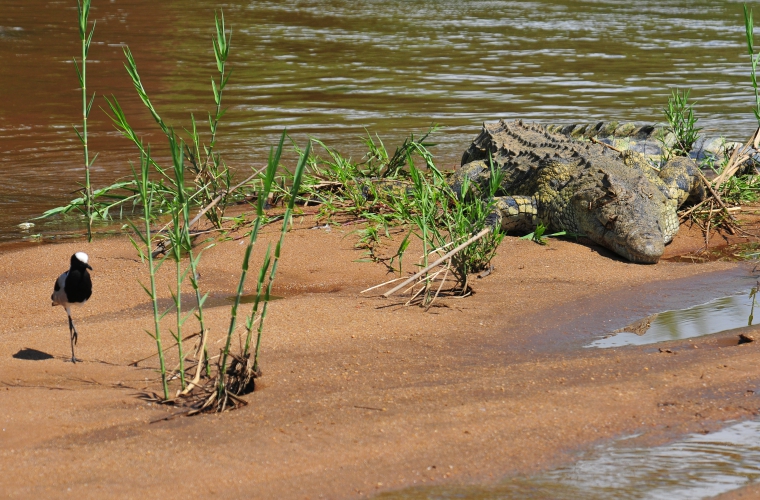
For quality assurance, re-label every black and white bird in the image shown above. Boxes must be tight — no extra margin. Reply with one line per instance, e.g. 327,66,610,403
51,252,93,363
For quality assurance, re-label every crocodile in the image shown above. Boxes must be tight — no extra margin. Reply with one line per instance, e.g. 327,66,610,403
449,119,705,263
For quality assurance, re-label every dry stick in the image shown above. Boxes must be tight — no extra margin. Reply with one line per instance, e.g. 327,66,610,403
383,228,490,298
361,277,405,294
178,328,209,397
425,261,451,311
405,280,429,307
151,166,269,257
713,126,760,189
589,136,623,153
692,206,742,216
679,199,709,220
694,169,737,235
703,200,714,252
405,267,448,306
188,165,268,230
713,146,744,189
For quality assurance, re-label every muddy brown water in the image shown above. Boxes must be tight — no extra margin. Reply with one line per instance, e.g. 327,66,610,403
2,0,759,241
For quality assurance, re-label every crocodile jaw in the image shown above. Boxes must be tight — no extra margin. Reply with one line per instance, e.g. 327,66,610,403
622,232,665,264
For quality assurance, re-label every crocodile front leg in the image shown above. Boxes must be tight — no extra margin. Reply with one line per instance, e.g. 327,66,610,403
487,195,539,233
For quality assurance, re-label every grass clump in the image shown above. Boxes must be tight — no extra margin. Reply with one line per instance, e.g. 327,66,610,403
660,88,701,159
112,12,305,413
281,127,505,307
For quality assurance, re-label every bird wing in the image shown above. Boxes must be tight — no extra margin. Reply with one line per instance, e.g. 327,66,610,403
51,271,68,305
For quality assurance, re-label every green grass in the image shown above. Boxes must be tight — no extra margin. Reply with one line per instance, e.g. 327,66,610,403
660,88,701,159
279,128,505,306
519,223,571,245
74,0,97,242
107,12,307,411
128,147,169,399
745,4,760,126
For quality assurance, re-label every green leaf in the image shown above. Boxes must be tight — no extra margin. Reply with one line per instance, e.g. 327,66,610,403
85,23,95,56
73,58,83,87
73,126,84,145
221,69,232,90
211,78,219,105
86,91,96,117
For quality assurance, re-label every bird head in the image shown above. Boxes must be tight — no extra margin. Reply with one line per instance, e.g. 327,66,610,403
72,252,93,270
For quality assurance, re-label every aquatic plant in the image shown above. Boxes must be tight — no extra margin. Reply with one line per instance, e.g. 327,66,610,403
74,0,97,241
193,131,309,413
185,11,233,228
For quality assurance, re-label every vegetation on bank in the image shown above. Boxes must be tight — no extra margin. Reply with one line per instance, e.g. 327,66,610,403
654,4,760,245
33,1,760,410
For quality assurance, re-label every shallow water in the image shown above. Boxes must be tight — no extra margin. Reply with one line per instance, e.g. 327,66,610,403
589,291,759,348
377,420,760,499
1,0,759,240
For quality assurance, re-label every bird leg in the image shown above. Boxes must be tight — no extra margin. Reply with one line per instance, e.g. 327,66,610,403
66,309,79,364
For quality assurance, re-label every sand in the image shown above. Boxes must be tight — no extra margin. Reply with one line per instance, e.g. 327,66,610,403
2,215,760,499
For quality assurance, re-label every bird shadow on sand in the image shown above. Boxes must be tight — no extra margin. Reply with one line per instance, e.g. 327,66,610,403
13,348,54,361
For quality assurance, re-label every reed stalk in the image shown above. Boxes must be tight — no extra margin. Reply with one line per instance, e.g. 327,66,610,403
183,11,232,228
217,134,284,396
167,131,191,389
239,136,286,360
745,4,760,126
128,148,169,399
250,140,309,372
74,0,97,241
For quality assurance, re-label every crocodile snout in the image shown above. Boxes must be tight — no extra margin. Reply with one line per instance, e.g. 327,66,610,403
626,231,664,264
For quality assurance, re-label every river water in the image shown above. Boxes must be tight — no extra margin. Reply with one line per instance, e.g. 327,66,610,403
1,0,758,240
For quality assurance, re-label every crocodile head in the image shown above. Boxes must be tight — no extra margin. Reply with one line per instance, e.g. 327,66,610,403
573,169,676,264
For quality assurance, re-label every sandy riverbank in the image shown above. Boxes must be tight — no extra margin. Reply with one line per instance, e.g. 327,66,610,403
2,214,760,498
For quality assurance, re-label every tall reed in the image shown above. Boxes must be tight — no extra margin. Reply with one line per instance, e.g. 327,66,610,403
745,4,760,126
128,147,169,399
186,11,232,228
166,131,190,389
249,140,309,372
74,0,97,241
218,132,309,396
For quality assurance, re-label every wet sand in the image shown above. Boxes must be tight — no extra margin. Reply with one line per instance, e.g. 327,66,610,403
2,216,760,499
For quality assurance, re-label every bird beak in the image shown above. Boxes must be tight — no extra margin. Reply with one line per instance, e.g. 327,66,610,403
86,264,93,270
